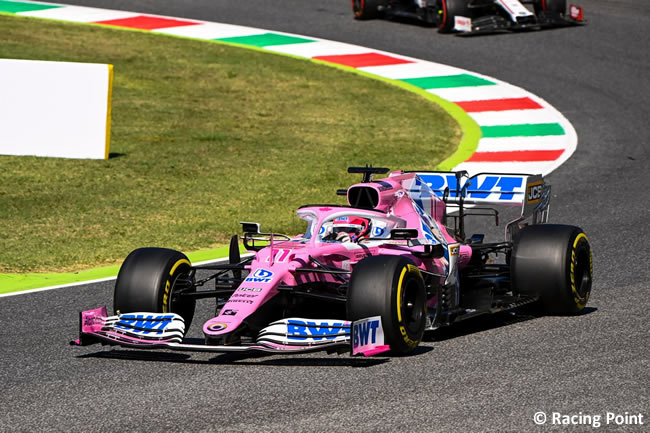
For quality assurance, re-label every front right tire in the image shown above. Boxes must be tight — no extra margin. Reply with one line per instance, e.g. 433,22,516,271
352,0,383,20
533,0,567,15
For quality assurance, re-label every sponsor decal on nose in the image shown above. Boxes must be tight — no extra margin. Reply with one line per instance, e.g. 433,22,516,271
244,268,274,283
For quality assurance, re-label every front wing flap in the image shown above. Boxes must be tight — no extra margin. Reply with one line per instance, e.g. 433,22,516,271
454,5,585,36
72,307,390,357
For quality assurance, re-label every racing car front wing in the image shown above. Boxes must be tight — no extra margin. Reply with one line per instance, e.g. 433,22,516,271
454,5,585,36
71,306,390,357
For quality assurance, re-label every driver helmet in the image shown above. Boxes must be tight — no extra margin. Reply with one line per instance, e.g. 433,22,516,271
332,216,371,242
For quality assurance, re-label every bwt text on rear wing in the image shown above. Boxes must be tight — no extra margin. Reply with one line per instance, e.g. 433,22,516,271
413,171,551,240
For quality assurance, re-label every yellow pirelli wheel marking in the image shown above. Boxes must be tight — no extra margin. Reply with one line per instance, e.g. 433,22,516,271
407,264,422,277
572,232,588,249
570,233,590,308
170,258,191,276
397,265,420,349
163,258,191,312
396,266,408,323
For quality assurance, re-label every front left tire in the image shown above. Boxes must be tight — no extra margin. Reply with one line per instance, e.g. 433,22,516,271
347,255,427,354
114,247,196,329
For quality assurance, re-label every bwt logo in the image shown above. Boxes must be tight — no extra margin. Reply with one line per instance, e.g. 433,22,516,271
353,320,380,348
115,314,173,335
287,321,346,340
244,269,274,283
419,174,524,201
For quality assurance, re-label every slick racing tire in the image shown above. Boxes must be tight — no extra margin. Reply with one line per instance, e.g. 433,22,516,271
114,247,196,329
534,0,566,15
352,0,384,20
347,255,426,355
438,0,472,33
511,225,592,315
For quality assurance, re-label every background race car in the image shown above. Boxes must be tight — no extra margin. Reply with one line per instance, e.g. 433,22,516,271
352,0,585,35
74,167,592,357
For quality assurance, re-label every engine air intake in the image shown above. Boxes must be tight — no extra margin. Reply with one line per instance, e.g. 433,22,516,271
347,186,379,209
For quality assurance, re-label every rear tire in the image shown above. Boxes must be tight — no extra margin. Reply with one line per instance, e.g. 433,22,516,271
511,224,592,314
114,248,196,329
438,0,472,33
533,0,566,15
352,0,383,20
347,255,426,354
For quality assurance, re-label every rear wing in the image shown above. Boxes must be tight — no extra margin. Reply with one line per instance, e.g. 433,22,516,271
412,171,551,241
343,167,551,242
413,171,539,204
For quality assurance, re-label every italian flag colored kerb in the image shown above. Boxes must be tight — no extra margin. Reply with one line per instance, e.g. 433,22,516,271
1,0,577,176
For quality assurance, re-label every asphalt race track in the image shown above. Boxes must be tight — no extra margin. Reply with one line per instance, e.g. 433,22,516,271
2,1,649,432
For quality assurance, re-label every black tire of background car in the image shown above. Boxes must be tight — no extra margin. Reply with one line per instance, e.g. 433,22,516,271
352,0,383,20
114,247,196,329
533,0,566,15
511,224,592,314
347,255,427,354
438,0,472,33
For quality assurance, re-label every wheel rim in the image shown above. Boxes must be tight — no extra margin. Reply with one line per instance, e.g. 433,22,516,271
167,268,193,313
439,0,448,29
574,247,591,299
401,277,425,334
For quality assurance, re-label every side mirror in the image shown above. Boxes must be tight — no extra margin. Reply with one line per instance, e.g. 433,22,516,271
430,244,445,259
390,228,419,240
240,221,261,235
414,244,445,259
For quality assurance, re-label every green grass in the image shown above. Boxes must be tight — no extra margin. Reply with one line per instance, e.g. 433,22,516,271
0,14,461,273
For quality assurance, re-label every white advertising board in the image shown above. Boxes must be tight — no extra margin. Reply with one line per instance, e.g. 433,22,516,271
0,59,113,159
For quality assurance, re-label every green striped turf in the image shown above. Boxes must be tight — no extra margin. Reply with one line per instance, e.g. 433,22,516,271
216,33,315,47
481,123,565,138
401,74,495,89
0,0,60,13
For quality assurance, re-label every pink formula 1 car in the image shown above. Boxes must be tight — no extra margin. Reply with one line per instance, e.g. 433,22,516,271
73,167,593,356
